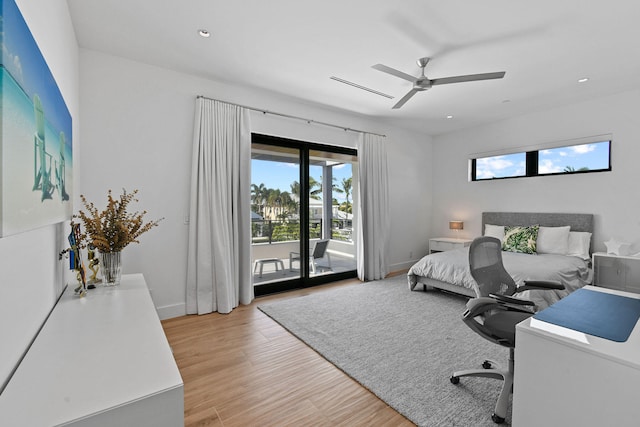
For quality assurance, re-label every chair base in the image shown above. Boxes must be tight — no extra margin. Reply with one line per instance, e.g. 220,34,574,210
450,350,514,424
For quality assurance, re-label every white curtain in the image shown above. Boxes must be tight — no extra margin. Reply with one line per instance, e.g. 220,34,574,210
186,98,253,314
356,133,390,281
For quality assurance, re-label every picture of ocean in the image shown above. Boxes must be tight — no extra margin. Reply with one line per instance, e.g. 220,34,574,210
1,0,73,237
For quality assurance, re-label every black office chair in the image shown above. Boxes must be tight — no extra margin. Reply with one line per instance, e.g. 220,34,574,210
450,236,564,424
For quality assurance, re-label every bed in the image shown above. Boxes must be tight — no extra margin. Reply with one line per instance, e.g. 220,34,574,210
408,212,594,310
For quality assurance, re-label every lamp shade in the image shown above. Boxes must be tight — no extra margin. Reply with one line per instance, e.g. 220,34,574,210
449,221,464,230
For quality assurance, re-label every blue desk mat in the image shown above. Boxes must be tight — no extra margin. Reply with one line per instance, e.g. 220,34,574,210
533,288,640,342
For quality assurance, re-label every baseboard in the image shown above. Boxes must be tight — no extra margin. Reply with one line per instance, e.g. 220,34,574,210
389,260,415,273
155,263,414,319
156,303,186,320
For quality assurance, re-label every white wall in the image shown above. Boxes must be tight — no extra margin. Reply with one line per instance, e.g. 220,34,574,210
0,0,79,390
431,89,640,253
78,49,433,319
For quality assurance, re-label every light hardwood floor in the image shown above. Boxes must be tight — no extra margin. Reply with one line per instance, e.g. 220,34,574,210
162,278,414,427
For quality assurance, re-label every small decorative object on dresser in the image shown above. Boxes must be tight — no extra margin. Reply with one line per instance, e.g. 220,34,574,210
65,189,162,287
65,223,88,297
429,237,473,254
603,238,631,256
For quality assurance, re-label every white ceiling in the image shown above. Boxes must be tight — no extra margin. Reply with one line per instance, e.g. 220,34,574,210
66,0,640,136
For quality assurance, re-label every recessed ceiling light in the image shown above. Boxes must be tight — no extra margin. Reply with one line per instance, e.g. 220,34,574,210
198,29,211,38
446,115,454,119
578,77,589,83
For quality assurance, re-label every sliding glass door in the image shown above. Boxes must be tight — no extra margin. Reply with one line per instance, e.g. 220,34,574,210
251,134,357,295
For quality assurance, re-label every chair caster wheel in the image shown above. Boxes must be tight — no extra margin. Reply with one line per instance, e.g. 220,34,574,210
449,376,460,384
491,413,505,424
482,360,492,369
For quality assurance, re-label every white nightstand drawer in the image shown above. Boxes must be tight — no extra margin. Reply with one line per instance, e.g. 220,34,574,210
430,240,456,252
429,238,473,253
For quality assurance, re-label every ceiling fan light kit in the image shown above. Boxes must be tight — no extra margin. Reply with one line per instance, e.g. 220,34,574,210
372,57,506,109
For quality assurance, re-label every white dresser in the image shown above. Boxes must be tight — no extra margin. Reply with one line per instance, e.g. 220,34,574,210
592,252,640,294
0,274,184,426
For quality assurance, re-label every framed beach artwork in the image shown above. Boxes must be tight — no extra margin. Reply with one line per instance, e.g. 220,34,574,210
0,0,72,237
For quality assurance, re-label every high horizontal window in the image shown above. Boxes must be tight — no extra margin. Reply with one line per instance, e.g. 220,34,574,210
474,152,526,180
471,140,611,181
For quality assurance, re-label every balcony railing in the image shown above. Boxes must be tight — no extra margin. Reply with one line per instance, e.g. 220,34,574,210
251,219,352,244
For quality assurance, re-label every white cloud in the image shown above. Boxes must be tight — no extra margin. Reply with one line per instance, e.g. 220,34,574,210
571,144,595,154
477,156,513,171
541,148,568,157
476,169,494,179
476,156,517,178
12,55,23,78
538,158,563,174
2,41,25,86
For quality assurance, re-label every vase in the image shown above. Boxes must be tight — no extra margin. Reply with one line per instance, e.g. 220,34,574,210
99,251,122,286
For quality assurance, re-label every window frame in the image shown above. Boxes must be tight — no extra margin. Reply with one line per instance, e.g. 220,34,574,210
251,133,358,296
470,138,612,182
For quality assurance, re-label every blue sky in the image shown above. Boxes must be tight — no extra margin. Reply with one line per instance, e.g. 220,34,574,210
476,141,610,179
251,160,353,203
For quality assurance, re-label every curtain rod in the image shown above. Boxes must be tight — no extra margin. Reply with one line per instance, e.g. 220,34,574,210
197,95,386,138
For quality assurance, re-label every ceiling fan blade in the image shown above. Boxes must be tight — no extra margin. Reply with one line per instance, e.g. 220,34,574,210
392,89,419,109
431,71,506,86
372,64,417,83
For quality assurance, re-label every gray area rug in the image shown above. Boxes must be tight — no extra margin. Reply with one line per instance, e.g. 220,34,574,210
258,275,512,426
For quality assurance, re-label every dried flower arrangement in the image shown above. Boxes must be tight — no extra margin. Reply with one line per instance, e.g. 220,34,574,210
66,188,163,254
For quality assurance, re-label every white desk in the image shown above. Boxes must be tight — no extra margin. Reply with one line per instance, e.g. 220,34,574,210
513,285,640,426
0,274,184,426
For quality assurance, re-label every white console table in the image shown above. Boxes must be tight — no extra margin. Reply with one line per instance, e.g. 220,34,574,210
513,286,640,426
0,274,184,426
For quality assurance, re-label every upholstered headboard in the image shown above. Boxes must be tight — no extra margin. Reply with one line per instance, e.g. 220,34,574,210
482,212,594,233
482,212,594,252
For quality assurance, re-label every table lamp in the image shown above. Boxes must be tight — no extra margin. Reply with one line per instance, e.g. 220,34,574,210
449,220,463,237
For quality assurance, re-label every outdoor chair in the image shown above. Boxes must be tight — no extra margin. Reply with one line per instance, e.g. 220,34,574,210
289,239,332,274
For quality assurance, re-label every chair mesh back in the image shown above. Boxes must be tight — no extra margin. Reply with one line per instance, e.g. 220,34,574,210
468,237,517,297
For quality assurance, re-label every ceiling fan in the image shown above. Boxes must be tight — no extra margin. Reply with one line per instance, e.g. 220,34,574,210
372,57,506,109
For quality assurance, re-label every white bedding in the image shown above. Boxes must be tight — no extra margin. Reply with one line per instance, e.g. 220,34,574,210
407,247,591,310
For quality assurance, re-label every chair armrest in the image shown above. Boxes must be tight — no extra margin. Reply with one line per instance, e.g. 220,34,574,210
464,297,504,318
489,293,535,307
515,280,564,293
464,295,534,319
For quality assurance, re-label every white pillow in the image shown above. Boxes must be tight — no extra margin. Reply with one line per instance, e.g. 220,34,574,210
484,224,505,242
537,226,570,255
567,231,592,260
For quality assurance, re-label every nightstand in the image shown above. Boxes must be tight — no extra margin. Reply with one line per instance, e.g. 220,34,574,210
429,237,473,254
592,252,640,294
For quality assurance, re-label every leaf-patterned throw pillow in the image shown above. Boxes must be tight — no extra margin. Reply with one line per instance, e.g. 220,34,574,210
502,225,539,254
